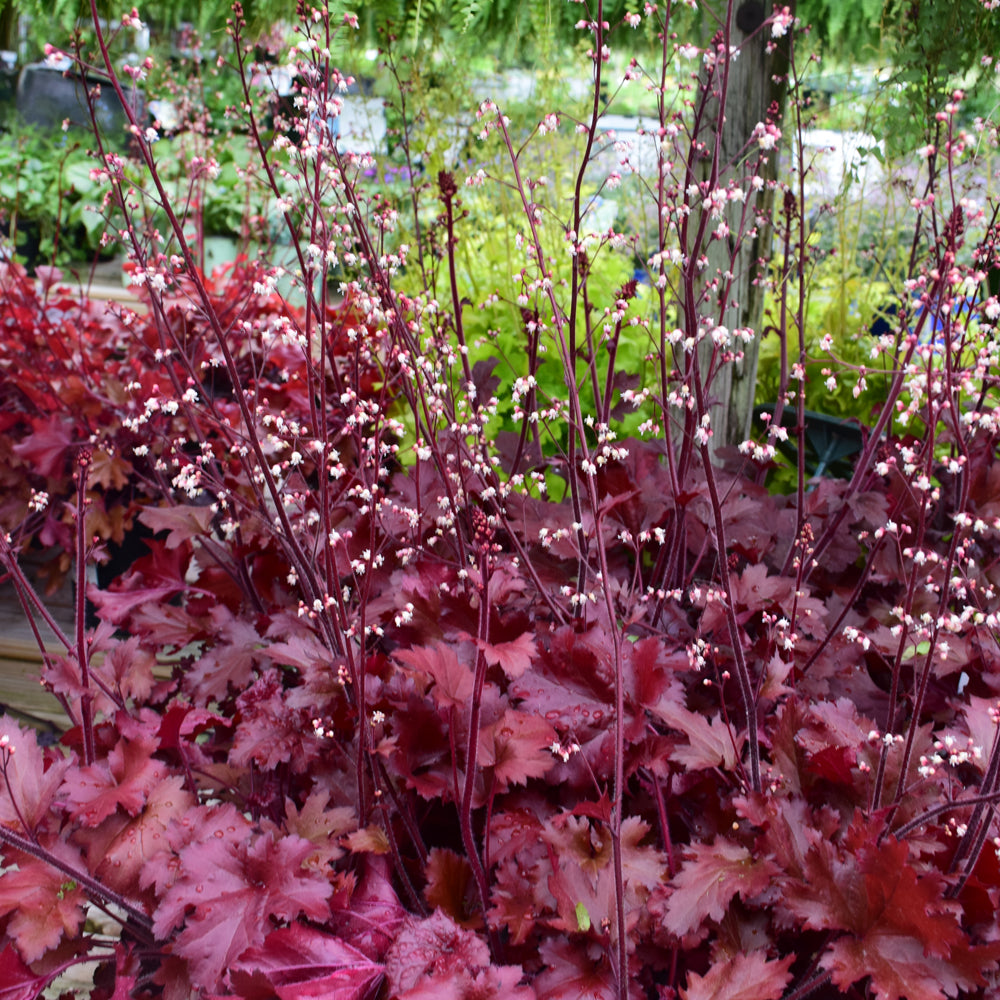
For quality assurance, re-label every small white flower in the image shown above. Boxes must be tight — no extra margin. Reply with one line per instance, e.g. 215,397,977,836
771,6,794,37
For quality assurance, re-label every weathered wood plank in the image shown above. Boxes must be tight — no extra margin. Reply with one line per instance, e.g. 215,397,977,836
0,563,76,728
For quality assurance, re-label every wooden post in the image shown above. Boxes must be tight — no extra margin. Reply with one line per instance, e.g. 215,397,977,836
699,1,792,454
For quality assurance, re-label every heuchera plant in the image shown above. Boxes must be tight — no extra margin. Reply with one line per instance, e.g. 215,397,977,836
3,1,1000,999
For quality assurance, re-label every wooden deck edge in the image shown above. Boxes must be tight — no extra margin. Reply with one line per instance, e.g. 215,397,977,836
0,632,177,730
0,654,66,728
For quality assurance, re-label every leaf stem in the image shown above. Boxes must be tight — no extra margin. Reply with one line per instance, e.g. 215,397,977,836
74,453,95,767
0,824,154,942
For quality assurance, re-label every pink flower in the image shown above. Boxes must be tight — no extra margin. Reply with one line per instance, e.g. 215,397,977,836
771,6,794,37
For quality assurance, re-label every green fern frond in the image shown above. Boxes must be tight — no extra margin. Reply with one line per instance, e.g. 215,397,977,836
451,0,483,34
408,0,445,50
525,0,556,66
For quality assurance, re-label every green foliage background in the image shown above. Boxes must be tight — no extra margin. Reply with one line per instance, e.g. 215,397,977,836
3,0,651,62
800,0,1000,151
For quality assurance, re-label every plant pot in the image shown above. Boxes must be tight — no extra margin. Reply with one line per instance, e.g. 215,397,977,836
754,404,864,479
16,61,143,148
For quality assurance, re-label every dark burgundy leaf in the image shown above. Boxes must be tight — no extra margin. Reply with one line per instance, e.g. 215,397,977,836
423,848,480,929
62,733,165,826
479,708,557,789
664,838,777,938
0,719,71,833
534,938,616,1000
231,925,382,1000
0,842,88,962
655,702,744,771
329,856,407,961
137,502,215,548
481,632,536,679
383,911,488,994
154,825,332,991
0,945,49,1000
395,643,475,709
679,952,792,1000
12,416,74,478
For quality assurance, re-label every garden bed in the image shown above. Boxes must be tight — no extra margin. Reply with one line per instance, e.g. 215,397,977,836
3,4,1000,1000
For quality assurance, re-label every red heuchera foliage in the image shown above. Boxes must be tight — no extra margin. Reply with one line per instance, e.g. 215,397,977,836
3,281,1000,998
0,259,383,591
4,9,1000,1000
0,945,50,1000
